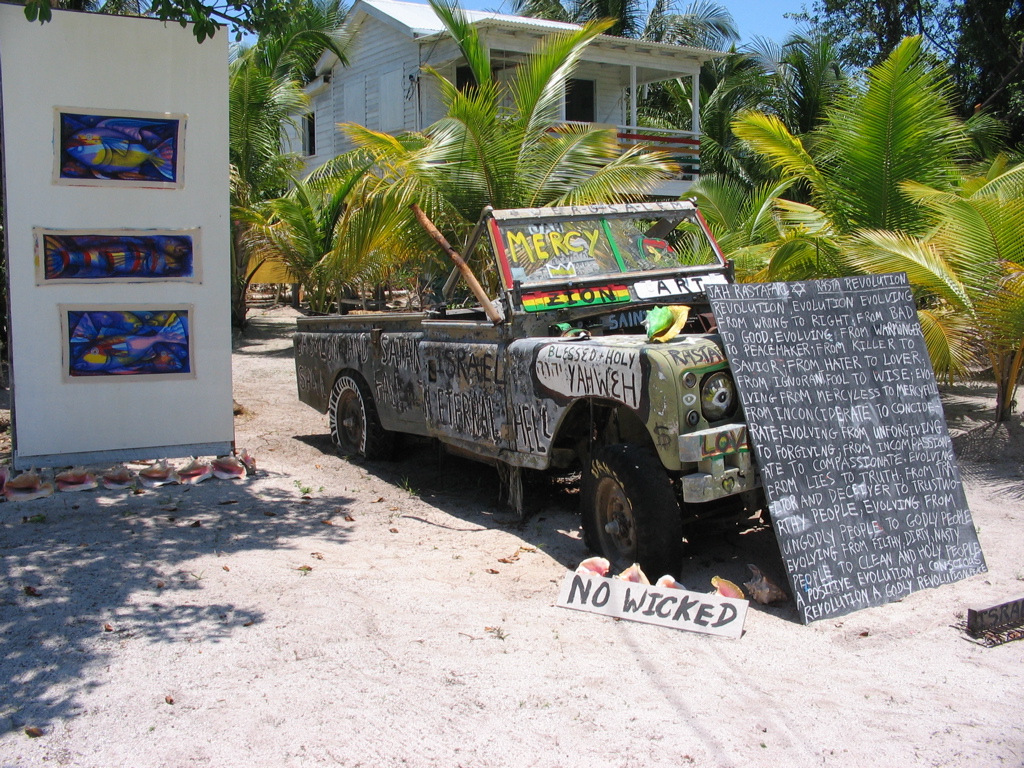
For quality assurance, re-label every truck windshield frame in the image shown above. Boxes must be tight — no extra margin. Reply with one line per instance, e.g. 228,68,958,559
485,202,726,293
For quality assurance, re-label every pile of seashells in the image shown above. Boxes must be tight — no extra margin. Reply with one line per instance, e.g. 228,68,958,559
0,449,256,502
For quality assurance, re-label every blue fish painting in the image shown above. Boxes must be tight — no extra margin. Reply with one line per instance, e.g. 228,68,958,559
66,308,191,378
57,112,183,184
41,231,195,281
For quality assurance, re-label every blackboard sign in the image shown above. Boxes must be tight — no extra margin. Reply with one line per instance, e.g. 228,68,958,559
707,274,986,623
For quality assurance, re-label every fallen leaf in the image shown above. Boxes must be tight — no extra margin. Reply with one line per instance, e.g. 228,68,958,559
389,527,399,533
371,497,384,503
497,558,514,564
164,695,174,705
222,566,230,572
103,623,114,632
321,519,334,525
389,507,400,512
218,500,238,506
161,505,178,512
23,586,41,597
24,727,43,738
485,569,500,574
315,464,322,469
301,494,312,500
189,520,202,528
310,552,324,560
156,581,165,589
243,620,254,627
263,511,277,517
132,488,145,495
859,631,870,637
344,515,355,522
297,565,313,572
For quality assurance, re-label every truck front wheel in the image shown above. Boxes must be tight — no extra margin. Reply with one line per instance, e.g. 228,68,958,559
581,445,684,579
329,374,395,460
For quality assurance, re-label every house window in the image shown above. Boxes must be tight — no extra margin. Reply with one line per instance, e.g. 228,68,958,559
565,79,595,123
303,112,316,156
456,65,475,92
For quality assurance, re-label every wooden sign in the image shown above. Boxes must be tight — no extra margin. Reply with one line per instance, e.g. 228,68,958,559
707,274,986,623
556,572,748,639
968,597,1024,634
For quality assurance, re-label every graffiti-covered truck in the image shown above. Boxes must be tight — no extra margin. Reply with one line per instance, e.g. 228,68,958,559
294,201,762,577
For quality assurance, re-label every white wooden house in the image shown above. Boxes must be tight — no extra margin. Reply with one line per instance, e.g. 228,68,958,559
289,0,721,197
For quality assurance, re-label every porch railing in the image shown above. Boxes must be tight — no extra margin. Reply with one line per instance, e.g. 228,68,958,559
616,126,700,182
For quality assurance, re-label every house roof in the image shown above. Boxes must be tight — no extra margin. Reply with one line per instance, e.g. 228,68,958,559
318,0,724,72
359,0,579,37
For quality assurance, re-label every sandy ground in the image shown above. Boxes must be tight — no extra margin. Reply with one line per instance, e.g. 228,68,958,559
1,304,1022,768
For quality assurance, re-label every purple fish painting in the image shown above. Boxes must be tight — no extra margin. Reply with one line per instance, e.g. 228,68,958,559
65,308,192,379
56,111,184,186
39,230,197,282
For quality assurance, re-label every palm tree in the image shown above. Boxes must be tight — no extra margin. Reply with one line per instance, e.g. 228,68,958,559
731,36,969,280
228,0,351,326
344,0,677,270
842,166,1024,421
511,0,736,47
731,36,1023,421
242,155,427,314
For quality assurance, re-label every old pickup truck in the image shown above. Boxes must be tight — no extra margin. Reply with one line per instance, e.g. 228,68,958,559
294,200,762,577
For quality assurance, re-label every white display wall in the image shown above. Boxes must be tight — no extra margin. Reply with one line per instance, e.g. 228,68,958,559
0,5,234,467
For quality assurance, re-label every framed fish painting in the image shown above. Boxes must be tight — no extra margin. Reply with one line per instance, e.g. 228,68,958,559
53,108,186,188
60,305,195,382
35,228,200,284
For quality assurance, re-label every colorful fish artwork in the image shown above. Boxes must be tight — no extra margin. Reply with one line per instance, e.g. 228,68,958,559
64,307,192,378
39,230,196,282
56,111,184,185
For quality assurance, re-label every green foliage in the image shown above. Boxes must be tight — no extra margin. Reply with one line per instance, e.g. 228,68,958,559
510,0,737,46
725,37,1024,420
844,166,1024,419
953,0,1024,144
23,0,301,42
344,0,676,277
242,154,432,313
227,0,349,325
792,0,959,70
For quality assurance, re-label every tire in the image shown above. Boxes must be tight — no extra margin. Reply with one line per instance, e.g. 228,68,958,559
581,444,684,579
329,374,395,460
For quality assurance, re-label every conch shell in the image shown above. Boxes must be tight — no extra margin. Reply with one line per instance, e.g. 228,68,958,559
744,564,788,604
212,455,246,480
102,465,136,490
575,557,610,577
138,460,180,488
655,574,687,590
55,467,99,492
238,448,257,474
616,563,651,585
177,457,213,485
5,469,55,501
645,305,690,343
711,576,745,599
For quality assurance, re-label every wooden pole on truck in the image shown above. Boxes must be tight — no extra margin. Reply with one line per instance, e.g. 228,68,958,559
411,204,503,325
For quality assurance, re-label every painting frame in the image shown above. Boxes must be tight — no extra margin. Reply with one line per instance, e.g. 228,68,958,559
35,227,201,285
59,304,196,383
53,107,187,189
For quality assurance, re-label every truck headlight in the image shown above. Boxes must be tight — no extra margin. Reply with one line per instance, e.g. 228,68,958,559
700,371,736,422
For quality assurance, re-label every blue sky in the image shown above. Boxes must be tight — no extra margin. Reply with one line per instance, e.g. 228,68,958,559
460,0,810,45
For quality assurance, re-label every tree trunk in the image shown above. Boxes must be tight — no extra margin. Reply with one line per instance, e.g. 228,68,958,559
230,223,249,329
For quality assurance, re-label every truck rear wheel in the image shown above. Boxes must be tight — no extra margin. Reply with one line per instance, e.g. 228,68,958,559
329,374,395,460
581,445,683,579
